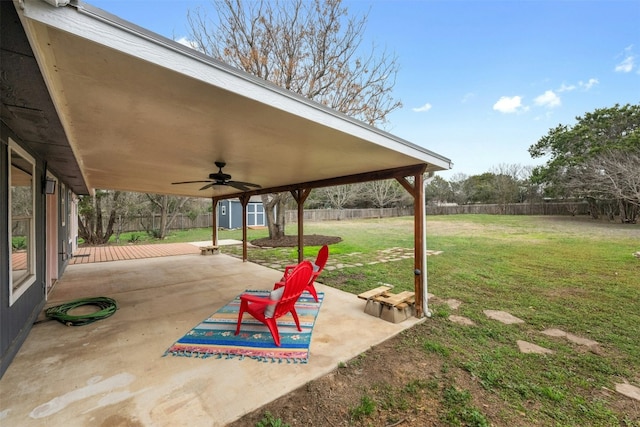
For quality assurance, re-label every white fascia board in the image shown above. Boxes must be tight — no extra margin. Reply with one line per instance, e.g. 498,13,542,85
19,0,452,171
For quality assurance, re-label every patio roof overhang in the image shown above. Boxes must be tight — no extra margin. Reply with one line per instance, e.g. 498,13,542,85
8,0,452,199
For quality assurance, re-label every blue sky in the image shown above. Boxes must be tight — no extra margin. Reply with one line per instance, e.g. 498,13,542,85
88,0,639,177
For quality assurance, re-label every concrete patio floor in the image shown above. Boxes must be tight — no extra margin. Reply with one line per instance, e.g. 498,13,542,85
0,253,421,426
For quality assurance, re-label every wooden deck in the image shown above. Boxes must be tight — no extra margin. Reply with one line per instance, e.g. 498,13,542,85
69,243,201,264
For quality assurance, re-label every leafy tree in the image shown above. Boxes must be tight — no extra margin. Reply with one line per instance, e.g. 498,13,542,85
187,0,401,238
463,173,498,204
518,165,543,204
425,175,454,205
529,103,640,220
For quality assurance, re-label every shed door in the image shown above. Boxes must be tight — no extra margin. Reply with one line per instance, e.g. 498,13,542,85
247,203,265,227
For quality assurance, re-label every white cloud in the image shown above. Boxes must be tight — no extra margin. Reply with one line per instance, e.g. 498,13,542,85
615,56,634,73
412,103,433,113
615,45,635,73
493,96,525,114
534,90,561,108
557,83,576,93
579,78,599,90
176,36,199,50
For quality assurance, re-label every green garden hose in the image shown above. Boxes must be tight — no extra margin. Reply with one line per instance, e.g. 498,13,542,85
45,297,118,326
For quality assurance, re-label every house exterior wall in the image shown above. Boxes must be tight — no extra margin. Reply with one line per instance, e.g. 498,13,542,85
0,124,74,378
1,125,46,378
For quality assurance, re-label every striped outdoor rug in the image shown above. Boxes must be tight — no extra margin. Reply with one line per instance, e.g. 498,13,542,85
164,290,324,363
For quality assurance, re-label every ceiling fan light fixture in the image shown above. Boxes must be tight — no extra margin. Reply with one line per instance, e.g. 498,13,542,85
171,161,261,191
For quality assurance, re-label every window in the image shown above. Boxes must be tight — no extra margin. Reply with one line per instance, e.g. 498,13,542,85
9,140,36,305
247,203,265,226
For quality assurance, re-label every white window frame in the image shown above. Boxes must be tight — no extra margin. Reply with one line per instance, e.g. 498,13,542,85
8,139,37,306
247,203,265,226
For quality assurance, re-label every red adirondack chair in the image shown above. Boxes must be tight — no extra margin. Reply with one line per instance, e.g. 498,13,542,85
273,245,328,302
234,261,314,347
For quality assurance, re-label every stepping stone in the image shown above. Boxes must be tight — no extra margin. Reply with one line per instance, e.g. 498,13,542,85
565,333,599,347
541,328,566,337
517,340,554,354
446,299,462,310
449,315,475,326
615,383,640,401
483,310,525,325
541,329,599,347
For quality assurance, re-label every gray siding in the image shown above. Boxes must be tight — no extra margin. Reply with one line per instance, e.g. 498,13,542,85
1,126,47,378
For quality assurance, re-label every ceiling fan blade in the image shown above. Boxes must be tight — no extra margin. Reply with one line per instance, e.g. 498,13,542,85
230,180,262,189
172,180,212,185
227,182,251,191
199,183,216,191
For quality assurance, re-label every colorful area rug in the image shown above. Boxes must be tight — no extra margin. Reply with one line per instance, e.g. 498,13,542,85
164,290,324,363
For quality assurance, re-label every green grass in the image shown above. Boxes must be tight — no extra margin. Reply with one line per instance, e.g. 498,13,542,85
104,214,640,425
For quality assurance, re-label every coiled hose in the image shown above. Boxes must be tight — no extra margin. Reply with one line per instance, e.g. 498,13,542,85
45,297,118,326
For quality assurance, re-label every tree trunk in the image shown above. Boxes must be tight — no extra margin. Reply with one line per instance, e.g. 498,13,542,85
159,197,168,239
587,198,599,220
262,193,286,240
95,196,104,240
102,191,121,242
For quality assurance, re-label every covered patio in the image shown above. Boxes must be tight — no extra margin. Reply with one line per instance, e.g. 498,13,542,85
2,1,450,422
0,253,422,426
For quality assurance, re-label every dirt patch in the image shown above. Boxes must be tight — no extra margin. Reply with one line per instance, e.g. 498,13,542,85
230,217,640,426
251,234,342,248
228,324,492,427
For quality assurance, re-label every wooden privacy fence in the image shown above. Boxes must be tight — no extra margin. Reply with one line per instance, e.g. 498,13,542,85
111,202,588,232
425,202,590,216
285,202,589,222
115,213,214,233
285,207,414,223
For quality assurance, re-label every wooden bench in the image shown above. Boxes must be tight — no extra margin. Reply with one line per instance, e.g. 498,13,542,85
357,286,416,323
200,246,219,255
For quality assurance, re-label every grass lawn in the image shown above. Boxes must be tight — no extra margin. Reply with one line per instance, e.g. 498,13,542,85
114,215,639,425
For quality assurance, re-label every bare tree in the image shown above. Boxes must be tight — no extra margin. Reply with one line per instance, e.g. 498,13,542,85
565,150,640,222
364,180,407,208
316,184,362,211
187,0,401,238
447,173,469,205
144,194,192,239
490,163,526,210
78,190,121,245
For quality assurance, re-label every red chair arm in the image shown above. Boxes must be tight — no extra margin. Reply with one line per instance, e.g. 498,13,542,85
282,264,296,277
239,294,277,305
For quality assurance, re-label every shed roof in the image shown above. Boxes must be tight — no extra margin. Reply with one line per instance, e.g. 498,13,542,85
7,0,451,197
